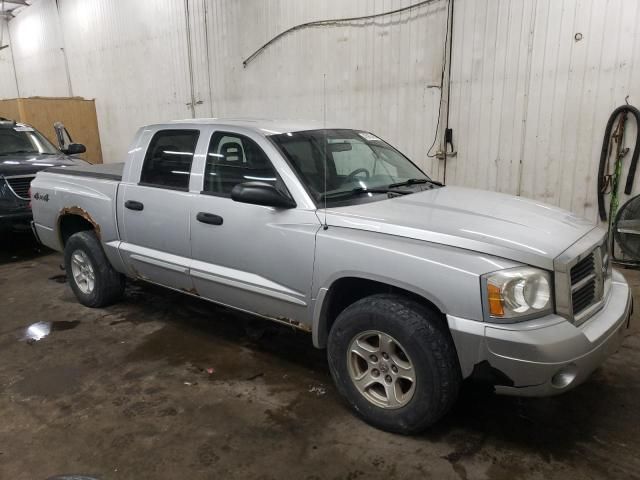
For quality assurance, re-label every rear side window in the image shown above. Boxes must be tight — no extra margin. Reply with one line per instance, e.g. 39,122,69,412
203,131,281,196
140,129,199,190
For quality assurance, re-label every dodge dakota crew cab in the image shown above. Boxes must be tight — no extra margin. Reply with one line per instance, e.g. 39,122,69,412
30,119,632,433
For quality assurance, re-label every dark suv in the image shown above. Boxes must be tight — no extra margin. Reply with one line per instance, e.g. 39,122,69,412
0,119,88,233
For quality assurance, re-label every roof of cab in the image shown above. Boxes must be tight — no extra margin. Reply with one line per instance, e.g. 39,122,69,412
166,117,344,136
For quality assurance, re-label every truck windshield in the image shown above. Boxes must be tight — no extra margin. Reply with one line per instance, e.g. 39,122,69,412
0,126,60,156
270,129,434,205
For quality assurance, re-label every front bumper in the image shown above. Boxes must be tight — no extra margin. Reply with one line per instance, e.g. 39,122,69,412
448,268,632,396
0,210,32,231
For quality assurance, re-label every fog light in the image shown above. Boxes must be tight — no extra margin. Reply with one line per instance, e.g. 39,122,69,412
551,365,578,389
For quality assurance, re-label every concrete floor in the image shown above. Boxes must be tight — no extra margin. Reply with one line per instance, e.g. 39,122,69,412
0,233,639,480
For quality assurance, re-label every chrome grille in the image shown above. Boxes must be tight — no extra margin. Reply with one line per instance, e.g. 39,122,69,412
555,230,610,325
571,262,596,316
570,253,595,285
4,175,34,200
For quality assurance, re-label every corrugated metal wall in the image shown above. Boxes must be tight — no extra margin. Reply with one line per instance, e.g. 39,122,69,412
1,0,448,169
447,0,640,222
0,20,18,99
1,0,639,221
7,0,69,97
201,0,447,177
56,0,195,163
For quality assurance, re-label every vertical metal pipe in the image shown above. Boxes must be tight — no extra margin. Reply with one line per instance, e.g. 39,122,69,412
6,22,20,97
516,0,538,196
184,0,196,118
61,47,73,96
55,0,73,96
442,0,454,184
203,0,214,117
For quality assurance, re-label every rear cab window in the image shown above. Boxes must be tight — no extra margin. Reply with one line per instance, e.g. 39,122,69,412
139,129,200,190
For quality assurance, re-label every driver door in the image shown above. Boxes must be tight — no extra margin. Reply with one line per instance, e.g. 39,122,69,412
190,129,320,322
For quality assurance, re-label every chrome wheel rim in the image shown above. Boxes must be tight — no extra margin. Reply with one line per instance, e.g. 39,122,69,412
70,250,95,295
347,330,416,409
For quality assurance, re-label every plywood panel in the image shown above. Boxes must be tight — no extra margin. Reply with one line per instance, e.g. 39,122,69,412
0,99,21,122
18,97,103,164
0,96,103,164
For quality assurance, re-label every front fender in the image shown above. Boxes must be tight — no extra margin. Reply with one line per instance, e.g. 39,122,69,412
311,227,521,346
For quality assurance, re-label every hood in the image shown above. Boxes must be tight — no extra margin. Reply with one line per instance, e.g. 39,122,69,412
0,153,88,176
325,186,597,270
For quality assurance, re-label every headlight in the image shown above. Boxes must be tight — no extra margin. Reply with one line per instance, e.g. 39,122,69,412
482,267,553,321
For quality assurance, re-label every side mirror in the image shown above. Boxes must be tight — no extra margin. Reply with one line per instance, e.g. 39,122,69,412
231,182,296,209
63,143,87,155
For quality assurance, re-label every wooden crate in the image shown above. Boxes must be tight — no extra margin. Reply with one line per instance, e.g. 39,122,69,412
0,96,103,164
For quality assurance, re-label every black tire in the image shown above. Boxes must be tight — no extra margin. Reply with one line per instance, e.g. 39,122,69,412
64,230,125,308
327,294,461,434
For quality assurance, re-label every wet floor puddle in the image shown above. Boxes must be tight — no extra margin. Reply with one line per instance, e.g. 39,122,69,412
22,320,80,343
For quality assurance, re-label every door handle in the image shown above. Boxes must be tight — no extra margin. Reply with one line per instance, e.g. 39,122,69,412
196,212,223,225
125,200,144,211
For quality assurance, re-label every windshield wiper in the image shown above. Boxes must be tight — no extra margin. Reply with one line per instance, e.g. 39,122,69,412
319,186,411,200
388,178,443,188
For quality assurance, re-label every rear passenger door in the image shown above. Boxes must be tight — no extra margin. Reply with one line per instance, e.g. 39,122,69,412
190,129,319,323
118,128,201,291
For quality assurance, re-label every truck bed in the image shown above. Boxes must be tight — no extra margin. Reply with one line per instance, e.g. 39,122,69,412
31,163,124,267
46,162,124,181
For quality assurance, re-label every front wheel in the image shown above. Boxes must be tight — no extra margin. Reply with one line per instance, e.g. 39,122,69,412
327,294,461,434
64,230,125,308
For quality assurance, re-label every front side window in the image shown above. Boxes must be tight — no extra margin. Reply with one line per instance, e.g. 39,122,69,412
140,129,199,190
204,131,283,196
270,129,431,205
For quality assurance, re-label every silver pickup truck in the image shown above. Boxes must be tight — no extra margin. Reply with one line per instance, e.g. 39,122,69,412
30,119,632,433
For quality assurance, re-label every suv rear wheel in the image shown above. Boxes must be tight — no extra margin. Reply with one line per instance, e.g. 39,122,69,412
64,230,125,307
327,294,461,434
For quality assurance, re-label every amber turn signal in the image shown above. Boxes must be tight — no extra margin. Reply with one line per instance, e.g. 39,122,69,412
487,283,504,317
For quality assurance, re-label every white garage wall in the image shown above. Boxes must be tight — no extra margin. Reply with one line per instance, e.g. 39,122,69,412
0,20,18,99
57,0,194,163
447,0,640,222
1,0,639,221
7,0,69,97
1,0,448,172
199,0,447,178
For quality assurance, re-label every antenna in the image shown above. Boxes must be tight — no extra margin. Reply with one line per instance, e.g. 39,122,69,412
322,73,328,230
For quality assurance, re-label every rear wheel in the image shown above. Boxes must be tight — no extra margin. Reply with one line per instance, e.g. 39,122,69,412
64,230,125,307
327,294,461,434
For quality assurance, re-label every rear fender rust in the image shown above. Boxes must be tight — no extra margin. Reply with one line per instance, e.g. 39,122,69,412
58,206,102,241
